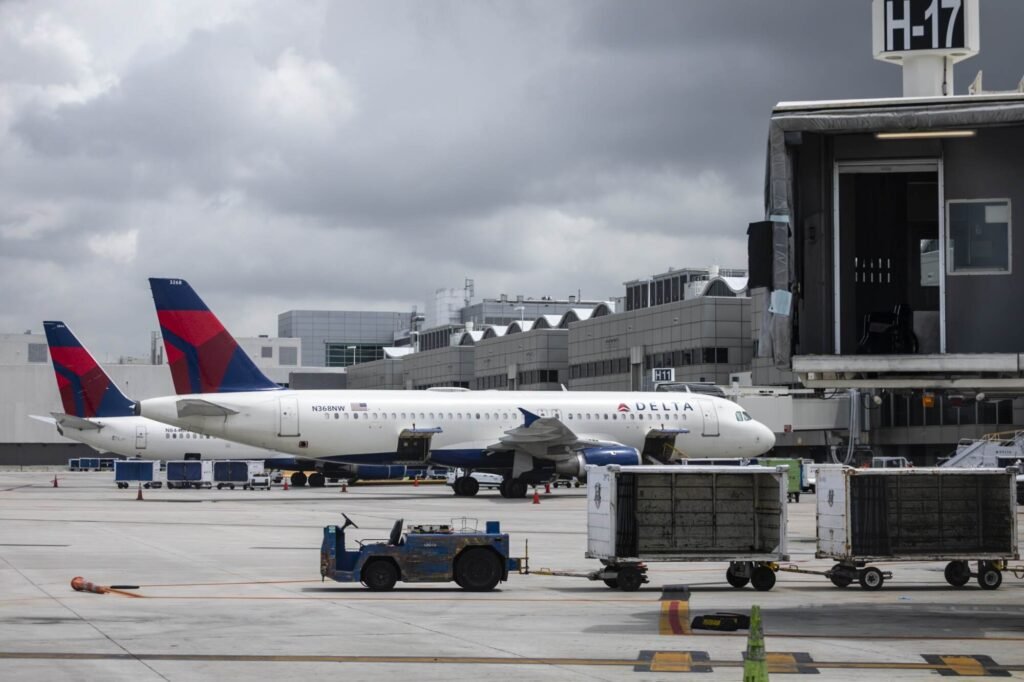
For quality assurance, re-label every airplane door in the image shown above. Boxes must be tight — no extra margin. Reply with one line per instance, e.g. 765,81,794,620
279,397,300,437
135,425,147,450
699,400,719,437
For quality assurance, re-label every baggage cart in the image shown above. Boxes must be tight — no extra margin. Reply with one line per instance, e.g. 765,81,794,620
166,460,213,489
815,465,1019,590
213,460,265,489
585,464,789,591
114,460,162,489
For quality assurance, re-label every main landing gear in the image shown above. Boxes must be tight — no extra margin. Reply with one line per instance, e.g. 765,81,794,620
289,471,326,487
499,477,528,499
452,476,480,497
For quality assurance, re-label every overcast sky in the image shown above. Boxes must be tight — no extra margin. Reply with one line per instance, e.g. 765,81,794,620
2,1,1023,361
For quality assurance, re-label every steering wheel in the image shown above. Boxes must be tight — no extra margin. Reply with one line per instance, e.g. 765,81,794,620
340,513,358,530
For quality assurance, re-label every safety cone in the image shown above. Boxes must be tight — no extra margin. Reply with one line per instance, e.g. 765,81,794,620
136,483,144,501
52,475,59,488
341,481,348,493
544,482,551,494
742,604,769,682
70,576,110,594
414,477,420,487
532,489,541,504
283,477,289,491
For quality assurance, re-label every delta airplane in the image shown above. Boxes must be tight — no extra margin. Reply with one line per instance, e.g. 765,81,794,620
30,321,418,482
138,279,776,497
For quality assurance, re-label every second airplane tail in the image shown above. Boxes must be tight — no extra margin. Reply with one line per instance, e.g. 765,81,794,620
149,278,281,394
43,321,135,418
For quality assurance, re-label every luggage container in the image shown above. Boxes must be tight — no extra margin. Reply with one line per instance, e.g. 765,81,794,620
585,464,789,591
68,458,81,471
114,460,162,489
166,460,213,489
78,457,101,471
213,460,265,489
815,465,1019,590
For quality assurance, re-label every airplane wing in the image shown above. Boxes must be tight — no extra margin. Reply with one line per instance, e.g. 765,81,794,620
49,413,103,431
176,398,239,418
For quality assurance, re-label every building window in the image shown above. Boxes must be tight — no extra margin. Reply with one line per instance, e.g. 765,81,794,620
27,343,48,363
279,347,297,366
947,199,1011,275
261,346,273,358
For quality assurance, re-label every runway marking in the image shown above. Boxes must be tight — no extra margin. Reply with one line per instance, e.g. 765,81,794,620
0,543,69,547
0,651,1020,675
923,654,1011,677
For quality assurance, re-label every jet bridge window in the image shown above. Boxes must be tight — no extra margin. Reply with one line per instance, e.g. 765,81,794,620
947,199,1011,275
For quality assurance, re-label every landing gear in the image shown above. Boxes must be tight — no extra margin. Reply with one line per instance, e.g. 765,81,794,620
453,476,479,497
308,472,326,488
290,471,307,487
499,478,528,498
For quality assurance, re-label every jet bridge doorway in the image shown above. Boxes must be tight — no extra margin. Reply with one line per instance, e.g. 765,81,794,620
834,160,944,355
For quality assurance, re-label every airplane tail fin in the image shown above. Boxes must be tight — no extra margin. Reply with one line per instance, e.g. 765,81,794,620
43,321,135,418
148,278,280,394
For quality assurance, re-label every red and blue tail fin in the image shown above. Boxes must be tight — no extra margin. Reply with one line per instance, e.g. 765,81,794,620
149,278,281,394
43,321,135,418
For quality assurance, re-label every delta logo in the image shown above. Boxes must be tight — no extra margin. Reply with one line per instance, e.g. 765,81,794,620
617,403,631,412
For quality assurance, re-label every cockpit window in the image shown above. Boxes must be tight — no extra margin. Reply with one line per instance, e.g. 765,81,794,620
736,411,753,422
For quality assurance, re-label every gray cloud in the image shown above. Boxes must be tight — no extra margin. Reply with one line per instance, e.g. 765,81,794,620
2,0,1022,359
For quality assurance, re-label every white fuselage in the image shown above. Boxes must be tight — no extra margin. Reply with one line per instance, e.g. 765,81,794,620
140,389,776,462
53,415,280,460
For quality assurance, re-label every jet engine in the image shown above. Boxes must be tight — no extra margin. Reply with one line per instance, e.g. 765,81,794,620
554,446,641,480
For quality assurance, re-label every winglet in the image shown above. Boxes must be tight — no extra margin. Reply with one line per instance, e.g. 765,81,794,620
43,321,135,418
518,408,541,427
149,278,281,394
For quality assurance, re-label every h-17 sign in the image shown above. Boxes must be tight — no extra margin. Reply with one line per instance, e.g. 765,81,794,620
882,0,965,52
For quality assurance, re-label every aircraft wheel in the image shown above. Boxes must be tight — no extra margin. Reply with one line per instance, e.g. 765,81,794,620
308,472,326,488
362,559,398,591
944,561,971,587
452,477,465,495
602,578,619,589
290,471,307,487
455,548,502,591
859,567,884,590
510,480,529,498
460,476,479,497
751,565,777,591
499,479,512,498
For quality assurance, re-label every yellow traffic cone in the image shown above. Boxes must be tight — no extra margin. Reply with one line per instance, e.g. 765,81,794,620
743,604,769,682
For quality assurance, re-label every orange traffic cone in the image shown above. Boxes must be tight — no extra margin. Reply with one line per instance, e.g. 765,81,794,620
52,475,59,488
136,483,144,501
414,477,420,487
70,576,109,594
544,482,551,494
532,489,541,504
341,481,348,493
283,477,289,491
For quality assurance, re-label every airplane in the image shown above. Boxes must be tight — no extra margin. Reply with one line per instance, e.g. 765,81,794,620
138,278,776,497
31,321,424,482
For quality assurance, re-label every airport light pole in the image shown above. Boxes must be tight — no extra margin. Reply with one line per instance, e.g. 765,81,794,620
514,306,525,323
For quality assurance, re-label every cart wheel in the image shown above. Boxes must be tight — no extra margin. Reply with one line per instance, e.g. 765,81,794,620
829,572,853,588
725,565,750,589
751,565,776,591
616,565,644,592
362,559,398,591
455,548,502,591
944,561,971,587
602,578,619,589
977,563,1002,590
859,567,884,591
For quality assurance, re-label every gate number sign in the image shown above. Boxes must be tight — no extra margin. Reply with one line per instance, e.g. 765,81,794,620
883,0,965,52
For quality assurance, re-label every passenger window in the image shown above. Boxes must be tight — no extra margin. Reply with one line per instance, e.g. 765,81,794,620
568,413,573,420
353,414,359,420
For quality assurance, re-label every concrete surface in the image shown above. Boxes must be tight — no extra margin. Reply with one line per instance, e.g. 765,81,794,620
1,471,1022,680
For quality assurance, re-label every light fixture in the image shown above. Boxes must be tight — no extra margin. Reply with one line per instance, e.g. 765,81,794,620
875,130,976,140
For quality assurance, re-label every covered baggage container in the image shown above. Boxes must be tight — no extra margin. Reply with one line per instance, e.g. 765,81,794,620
586,464,789,591
114,460,162,489
816,465,1019,590
166,460,213,489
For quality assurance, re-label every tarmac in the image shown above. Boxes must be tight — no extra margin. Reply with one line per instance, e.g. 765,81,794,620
1,469,1022,680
